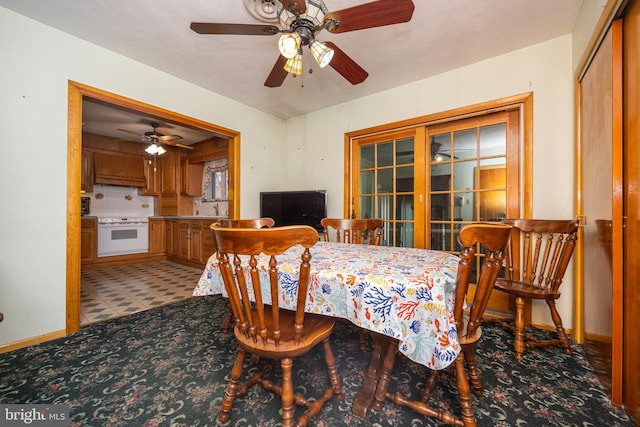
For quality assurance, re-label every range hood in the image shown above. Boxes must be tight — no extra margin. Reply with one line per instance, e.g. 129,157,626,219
93,152,146,187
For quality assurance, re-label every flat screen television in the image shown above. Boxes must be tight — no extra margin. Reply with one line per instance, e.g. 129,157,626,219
260,190,327,231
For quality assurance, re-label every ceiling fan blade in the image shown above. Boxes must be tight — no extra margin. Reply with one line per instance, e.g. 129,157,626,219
117,128,142,137
164,140,194,150
190,22,280,36
323,0,415,34
264,55,289,87
324,42,368,85
282,0,306,15
158,135,184,142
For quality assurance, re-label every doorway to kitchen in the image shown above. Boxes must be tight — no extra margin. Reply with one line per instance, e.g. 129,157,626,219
67,81,241,333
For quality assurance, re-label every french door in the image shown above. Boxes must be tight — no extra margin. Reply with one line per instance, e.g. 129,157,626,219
348,107,523,314
349,128,426,247
349,110,521,252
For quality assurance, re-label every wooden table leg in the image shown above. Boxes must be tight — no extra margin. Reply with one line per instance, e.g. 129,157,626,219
352,332,393,417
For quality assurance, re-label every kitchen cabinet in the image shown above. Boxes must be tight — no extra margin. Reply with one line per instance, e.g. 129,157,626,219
163,218,217,267
181,158,204,197
93,151,146,187
160,148,178,196
148,218,165,254
201,219,217,262
165,219,178,258
80,218,97,264
81,149,94,192
178,220,202,263
159,149,179,216
141,158,159,196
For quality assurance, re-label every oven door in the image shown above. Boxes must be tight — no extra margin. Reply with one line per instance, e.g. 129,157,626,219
97,223,149,257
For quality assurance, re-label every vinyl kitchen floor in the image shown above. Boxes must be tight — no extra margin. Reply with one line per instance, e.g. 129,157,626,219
80,260,203,326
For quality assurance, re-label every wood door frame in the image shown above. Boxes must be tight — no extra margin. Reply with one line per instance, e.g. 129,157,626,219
345,92,532,215
344,93,532,249
66,81,241,334
574,0,626,404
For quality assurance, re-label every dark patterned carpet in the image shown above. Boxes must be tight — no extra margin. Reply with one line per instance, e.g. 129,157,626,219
0,296,633,426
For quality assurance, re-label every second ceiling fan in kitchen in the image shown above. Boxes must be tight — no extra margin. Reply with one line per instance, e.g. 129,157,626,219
118,122,194,155
190,0,415,87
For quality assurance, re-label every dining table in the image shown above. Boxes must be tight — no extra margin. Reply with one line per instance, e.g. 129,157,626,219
193,240,460,417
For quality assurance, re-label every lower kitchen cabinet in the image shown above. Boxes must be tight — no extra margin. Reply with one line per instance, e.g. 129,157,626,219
201,220,216,263
178,220,202,264
148,218,165,254
165,218,218,268
165,219,178,258
80,218,97,264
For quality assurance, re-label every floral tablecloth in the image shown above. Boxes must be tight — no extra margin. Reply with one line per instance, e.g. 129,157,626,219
194,241,460,370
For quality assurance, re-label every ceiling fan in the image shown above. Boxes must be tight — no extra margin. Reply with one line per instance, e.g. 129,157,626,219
430,138,454,162
190,0,415,87
117,122,194,154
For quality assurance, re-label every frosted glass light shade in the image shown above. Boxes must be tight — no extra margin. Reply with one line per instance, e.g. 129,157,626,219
278,33,301,59
283,53,303,76
310,40,334,68
146,143,166,155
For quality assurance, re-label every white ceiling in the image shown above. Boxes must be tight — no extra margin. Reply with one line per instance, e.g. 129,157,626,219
1,0,583,142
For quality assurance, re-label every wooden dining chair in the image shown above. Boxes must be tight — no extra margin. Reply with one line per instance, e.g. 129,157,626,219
215,217,275,229
373,223,512,427
493,218,579,361
320,217,385,349
320,218,384,245
212,218,275,333
212,225,344,427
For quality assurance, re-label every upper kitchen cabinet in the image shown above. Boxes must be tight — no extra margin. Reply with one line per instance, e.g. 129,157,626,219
188,136,228,163
93,151,146,187
82,131,148,188
81,149,94,192
181,158,203,197
160,148,178,196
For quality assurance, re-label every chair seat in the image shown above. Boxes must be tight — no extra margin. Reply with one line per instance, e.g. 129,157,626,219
235,311,336,359
494,278,561,299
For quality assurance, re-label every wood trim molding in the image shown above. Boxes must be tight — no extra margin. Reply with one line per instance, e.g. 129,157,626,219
345,92,533,140
0,330,67,354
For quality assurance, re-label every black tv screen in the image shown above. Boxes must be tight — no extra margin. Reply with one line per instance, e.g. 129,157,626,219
260,190,327,231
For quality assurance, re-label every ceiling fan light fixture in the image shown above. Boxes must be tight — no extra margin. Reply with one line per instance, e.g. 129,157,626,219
277,0,328,29
278,32,301,58
310,39,333,67
283,51,303,76
433,153,446,163
145,143,166,156
302,0,329,26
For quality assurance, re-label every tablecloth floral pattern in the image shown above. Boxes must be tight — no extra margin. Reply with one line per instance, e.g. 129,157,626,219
193,241,460,370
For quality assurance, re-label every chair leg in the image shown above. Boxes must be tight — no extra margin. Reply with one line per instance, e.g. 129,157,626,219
453,353,477,427
280,357,295,427
218,348,247,423
322,338,344,400
513,296,526,361
546,299,572,355
464,347,483,396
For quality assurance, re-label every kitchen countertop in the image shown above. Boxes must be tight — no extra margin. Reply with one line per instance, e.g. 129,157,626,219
149,216,228,220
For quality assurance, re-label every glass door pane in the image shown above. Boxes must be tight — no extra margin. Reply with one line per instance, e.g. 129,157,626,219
356,135,416,247
428,118,507,252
